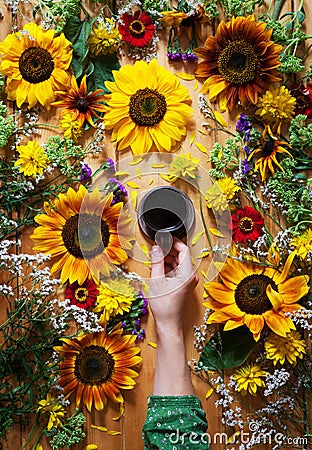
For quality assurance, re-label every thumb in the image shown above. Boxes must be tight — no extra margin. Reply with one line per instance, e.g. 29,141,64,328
150,245,165,279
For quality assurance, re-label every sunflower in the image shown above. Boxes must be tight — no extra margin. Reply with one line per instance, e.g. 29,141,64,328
264,330,306,365
93,277,136,321
194,15,282,111
119,10,155,48
59,111,83,142
232,363,267,396
229,206,264,243
248,126,293,181
54,325,142,412
88,18,121,56
52,75,107,128
0,22,72,109
104,59,193,155
204,252,309,341
14,141,49,177
31,185,133,284
65,279,99,310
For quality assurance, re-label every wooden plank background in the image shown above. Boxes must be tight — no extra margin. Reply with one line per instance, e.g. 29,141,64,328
0,0,310,449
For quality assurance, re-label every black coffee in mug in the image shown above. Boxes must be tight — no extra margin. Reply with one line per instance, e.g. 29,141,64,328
137,186,195,241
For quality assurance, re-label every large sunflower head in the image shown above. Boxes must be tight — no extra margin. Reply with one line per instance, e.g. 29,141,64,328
54,325,142,412
31,184,133,284
194,15,282,111
204,252,309,341
104,59,193,155
0,22,72,109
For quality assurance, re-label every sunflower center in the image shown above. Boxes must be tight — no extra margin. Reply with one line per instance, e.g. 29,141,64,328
75,345,114,385
239,217,254,232
62,213,110,259
235,274,278,315
218,40,258,85
129,88,167,126
129,19,146,37
76,98,89,113
19,47,54,84
74,287,89,302
262,138,275,157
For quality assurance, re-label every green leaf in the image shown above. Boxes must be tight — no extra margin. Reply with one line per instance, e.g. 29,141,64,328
88,54,121,93
199,326,257,371
63,17,94,80
296,10,305,23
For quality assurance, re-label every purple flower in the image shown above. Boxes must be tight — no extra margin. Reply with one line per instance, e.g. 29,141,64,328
242,159,251,175
108,177,128,205
244,145,251,156
106,158,115,171
236,113,252,133
169,52,182,61
80,163,92,181
187,53,198,62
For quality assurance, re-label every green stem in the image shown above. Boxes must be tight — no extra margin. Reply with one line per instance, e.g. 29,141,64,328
194,178,213,251
271,0,286,21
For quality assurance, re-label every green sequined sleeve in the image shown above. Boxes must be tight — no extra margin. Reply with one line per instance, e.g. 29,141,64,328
142,395,209,449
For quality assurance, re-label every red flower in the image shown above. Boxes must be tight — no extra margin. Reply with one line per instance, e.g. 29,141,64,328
119,10,155,48
229,206,264,243
291,83,312,118
65,279,99,310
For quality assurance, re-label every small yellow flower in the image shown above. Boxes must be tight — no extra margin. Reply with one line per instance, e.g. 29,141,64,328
167,152,200,183
205,177,241,213
256,86,296,125
265,330,306,365
59,111,83,142
291,229,312,259
14,141,49,177
37,393,66,430
88,18,121,56
232,364,267,396
93,277,135,321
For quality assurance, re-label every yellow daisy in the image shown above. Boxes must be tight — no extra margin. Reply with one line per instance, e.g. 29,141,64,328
14,141,49,177
291,229,312,259
31,185,133,284
54,325,142,412
166,152,200,183
205,177,241,213
265,330,306,365
204,252,309,341
255,86,296,126
232,363,267,396
88,18,121,56
104,59,193,155
93,277,136,321
37,393,66,430
59,111,83,142
0,22,72,109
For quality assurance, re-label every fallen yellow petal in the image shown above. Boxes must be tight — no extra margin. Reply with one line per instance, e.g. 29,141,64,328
201,270,207,278
140,244,150,259
198,129,208,135
136,167,142,179
189,131,196,145
206,387,214,399
160,174,171,182
131,191,138,209
91,425,108,432
148,342,158,348
192,230,204,245
227,431,241,444
35,445,43,450
209,228,225,238
196,250,210,258
108,431,121,436
115,171,129,176
195,142,208,154
151,163,167,168
175,72,195,81
194,80,199,90
130,157,143,165
148,178,154,185
83,445,98,450
126,181,140,189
